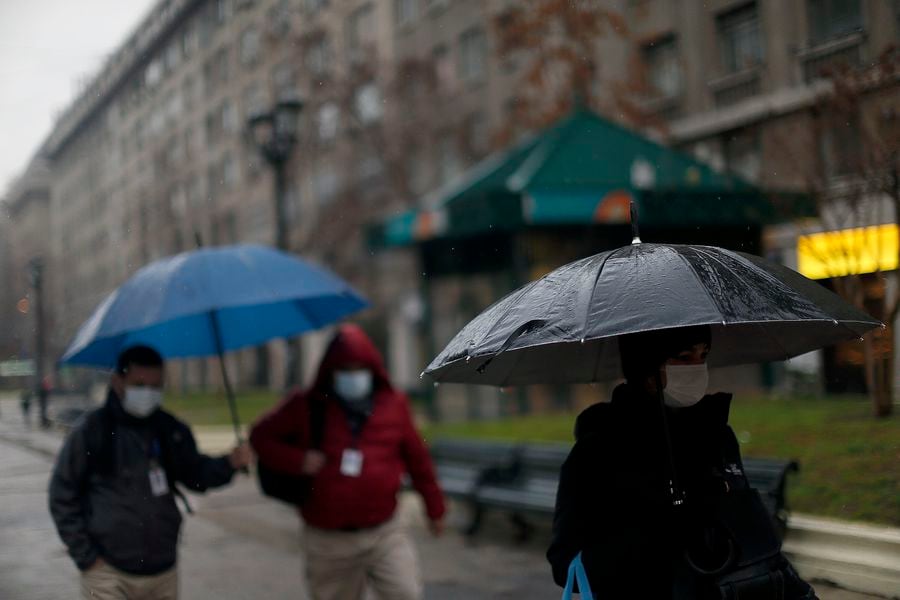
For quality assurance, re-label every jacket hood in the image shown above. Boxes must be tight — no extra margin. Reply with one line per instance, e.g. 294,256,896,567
310,324,393,396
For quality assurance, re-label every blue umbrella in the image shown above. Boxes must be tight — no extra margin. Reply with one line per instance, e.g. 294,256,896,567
61,244,368,436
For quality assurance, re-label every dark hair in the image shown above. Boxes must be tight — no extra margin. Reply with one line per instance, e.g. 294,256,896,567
618,325,711,382
116,345,164,375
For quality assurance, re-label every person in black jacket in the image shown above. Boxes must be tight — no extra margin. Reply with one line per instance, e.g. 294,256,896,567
547,325,817,599
48,345,252,600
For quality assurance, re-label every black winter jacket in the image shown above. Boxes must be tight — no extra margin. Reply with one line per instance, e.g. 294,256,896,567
48,391,235,575
547,383,816,599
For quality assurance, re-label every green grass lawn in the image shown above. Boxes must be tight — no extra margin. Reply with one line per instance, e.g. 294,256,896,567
165,389,281,430
423,396,900,527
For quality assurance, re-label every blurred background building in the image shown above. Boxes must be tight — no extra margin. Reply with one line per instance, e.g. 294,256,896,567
1,0,897,417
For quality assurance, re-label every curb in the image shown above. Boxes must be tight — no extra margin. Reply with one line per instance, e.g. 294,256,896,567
785,514,900,599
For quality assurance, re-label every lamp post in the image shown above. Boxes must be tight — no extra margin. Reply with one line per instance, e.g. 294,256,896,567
246,94,304,386
246,94,304,251
27,257,49,428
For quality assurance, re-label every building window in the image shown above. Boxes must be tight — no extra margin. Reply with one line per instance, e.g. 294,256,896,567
243,83,267,118
438,134,460,183
239,27,260,66
425,0,449,12
357,152,383,181
216,0,234,24
267,0,293,37
182,23,199,58
205,45,231,92
222,153,239,189
464,111,488,158
313,165,338,203
722,128,761,182
432,44,454,90
305,0,327,14
164,42,182,72
821,114,861,178
717,3,763,74
808,0,863,45
205,112,221,145
307,36,332,76
317,103,340,141
145,59,164,88
346,4,375,60
459,28,487,82
395,0,417,27
271,61,295,99
642,35,682,99
221,99,239,133
354,83,382,124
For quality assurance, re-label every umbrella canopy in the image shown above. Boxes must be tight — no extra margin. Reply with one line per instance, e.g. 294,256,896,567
425,242,882,386
61,244,368,368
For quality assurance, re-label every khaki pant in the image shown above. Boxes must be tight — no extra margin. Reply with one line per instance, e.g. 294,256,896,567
81,561,178,600
304,515,422,600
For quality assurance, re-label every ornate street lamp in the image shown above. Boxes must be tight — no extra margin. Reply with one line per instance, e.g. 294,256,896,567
246,94,304,251
246,94,304,386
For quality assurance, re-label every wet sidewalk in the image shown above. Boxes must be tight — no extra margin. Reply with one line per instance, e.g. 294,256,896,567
0,397,884,599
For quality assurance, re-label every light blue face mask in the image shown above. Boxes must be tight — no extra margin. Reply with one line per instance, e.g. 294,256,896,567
123,386,163,418
333,370,374,402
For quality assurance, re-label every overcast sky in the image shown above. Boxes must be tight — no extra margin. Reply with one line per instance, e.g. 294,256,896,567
0,0,158,194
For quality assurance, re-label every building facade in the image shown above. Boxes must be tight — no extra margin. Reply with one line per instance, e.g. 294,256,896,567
2,0,898,402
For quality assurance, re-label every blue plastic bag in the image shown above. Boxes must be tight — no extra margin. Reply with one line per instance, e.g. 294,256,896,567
561,552,594,599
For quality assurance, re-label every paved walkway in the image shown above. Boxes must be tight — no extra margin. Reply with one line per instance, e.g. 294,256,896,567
0,397,882,599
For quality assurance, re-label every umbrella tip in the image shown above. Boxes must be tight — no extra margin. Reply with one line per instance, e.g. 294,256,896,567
419,371,425,379
630,200,641,244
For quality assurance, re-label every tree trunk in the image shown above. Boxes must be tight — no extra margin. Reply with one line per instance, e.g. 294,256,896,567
872,325,894,418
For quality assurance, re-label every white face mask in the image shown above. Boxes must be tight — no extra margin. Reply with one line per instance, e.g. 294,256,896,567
333,370,374,402
663,363,708,408
123,386,163,418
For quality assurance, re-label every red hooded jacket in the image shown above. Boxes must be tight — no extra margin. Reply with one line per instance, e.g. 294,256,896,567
250,324,446,530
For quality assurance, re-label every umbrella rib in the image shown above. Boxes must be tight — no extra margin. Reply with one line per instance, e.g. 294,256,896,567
674,246,730,320
580,247,627,339
468,281,540,357
678,247,795,359
293,297,324,330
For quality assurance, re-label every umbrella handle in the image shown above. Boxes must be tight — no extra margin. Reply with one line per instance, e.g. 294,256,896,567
655,371,684,507
208,311,249,474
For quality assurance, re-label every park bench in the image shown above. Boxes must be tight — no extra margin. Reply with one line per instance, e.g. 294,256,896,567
429,439,520,498
430,439,799,540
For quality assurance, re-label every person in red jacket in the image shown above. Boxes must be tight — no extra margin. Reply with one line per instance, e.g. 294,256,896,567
250,324,446,600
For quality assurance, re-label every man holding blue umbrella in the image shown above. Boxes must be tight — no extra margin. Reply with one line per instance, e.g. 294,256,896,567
49,345,252,600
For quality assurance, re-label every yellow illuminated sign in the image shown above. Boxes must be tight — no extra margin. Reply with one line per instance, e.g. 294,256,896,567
797,224,899,280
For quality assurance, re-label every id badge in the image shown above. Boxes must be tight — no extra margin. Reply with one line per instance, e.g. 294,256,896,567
149,466,170,497
340,449,364,477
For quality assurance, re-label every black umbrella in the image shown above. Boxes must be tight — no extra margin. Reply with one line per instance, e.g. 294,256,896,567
425,227,882,387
